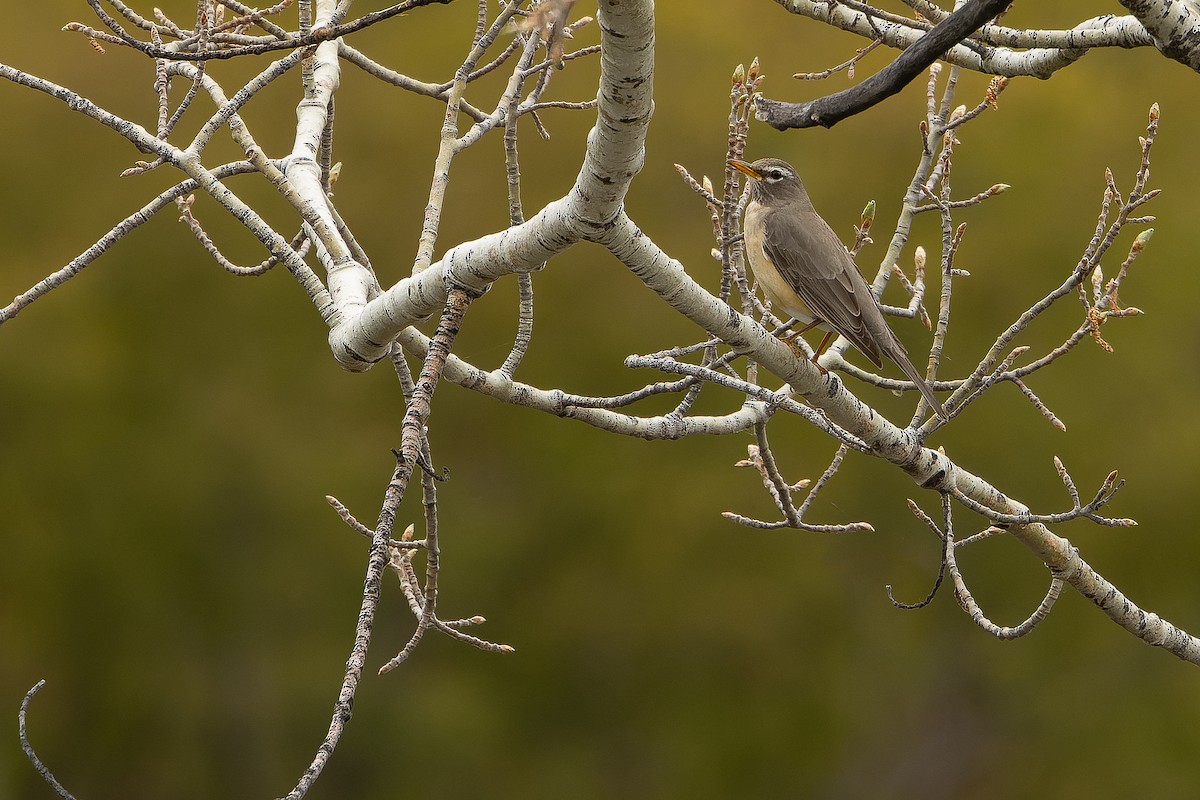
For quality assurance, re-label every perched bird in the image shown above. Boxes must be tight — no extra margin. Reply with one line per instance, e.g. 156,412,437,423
729,157,947,420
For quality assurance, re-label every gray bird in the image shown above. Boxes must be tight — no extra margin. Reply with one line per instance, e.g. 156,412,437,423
729,157,947,420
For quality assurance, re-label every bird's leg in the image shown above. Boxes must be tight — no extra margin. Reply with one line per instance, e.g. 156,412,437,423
809,330,837,374
775,319,831,374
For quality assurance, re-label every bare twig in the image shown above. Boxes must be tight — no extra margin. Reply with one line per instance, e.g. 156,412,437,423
19,681,77,800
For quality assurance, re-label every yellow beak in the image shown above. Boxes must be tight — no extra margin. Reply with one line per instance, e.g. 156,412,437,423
728,159,761,180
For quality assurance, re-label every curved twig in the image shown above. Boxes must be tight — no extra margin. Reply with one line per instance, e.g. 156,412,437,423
19,681,77,800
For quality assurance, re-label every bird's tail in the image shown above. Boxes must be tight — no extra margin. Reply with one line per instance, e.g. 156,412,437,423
891,348,947,421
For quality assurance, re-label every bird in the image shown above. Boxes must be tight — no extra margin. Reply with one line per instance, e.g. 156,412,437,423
729,157,947,420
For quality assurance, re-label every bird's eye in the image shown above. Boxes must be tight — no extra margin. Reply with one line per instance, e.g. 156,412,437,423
768,169,785,180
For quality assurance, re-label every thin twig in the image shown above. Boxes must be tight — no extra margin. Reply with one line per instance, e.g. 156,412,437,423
19,681,77,800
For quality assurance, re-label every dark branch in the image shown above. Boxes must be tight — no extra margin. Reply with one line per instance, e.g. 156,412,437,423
756,0,1013,129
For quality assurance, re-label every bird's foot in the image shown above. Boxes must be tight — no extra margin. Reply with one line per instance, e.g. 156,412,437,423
776,331,828,374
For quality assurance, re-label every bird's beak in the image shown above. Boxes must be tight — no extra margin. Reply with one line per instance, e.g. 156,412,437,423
728,159,761,180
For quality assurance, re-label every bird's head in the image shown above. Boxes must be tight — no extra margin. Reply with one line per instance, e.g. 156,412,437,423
728,157,810,205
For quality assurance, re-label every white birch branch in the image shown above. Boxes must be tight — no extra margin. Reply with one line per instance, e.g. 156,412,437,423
1118,0,1200,69
769,0,1200,78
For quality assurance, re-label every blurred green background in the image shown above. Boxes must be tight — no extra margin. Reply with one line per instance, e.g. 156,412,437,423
3,2,1200,798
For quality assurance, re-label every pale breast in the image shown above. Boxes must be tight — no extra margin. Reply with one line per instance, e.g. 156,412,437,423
743,201,818,325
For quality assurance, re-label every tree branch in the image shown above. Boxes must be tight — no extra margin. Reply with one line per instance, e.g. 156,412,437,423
18,681,76,800
1119,0,1200,70
755,0,1014,129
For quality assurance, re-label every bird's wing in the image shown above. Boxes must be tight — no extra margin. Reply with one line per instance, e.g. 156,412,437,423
761,209,886,367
